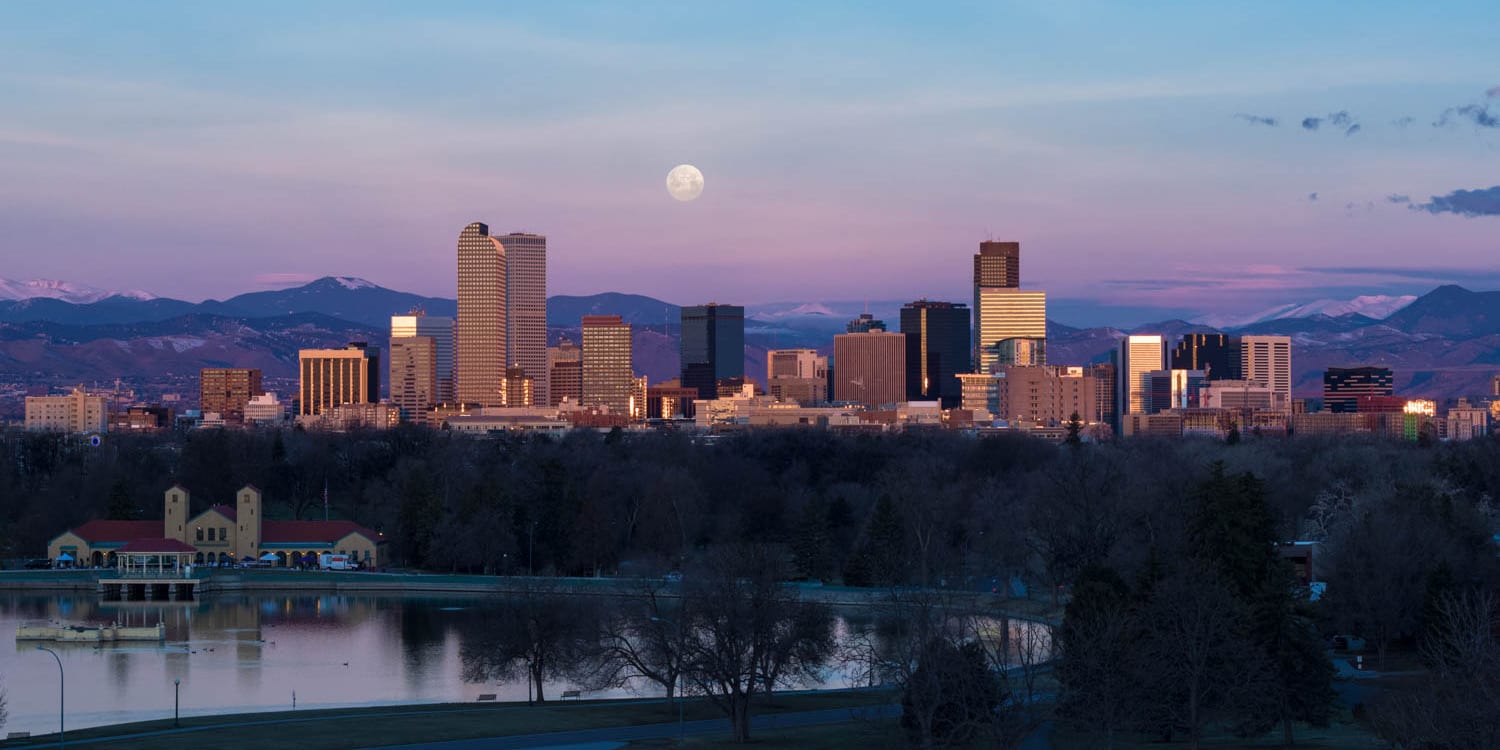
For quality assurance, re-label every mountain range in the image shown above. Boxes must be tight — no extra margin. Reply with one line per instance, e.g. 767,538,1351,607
1,277,1497,406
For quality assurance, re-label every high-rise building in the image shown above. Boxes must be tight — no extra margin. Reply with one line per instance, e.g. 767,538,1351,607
1240,335,1293,409
1323,366,1394,413
581,315,633,415
846,313,887,333
501,233,549,408
680,303,745,400
548,338,583,406
974,289,1046,374
631,376,648,421
1172,334,1241,381
1088,363,1117,429
996,366,1097,425
900,300,971,407
1491,374,1499,397
833,330,906,408
974,241,1020,290
456,222,507,407
502,366,535,407
1147,369,1206,412
391,313,454,405
1119,335,1167,419
199,368,263,423
298,343,380,417
388,336,437,422
25,387,107,433
766,349,829,405
992,337,1046,367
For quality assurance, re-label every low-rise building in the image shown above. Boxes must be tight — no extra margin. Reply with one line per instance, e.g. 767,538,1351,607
25,387,108,433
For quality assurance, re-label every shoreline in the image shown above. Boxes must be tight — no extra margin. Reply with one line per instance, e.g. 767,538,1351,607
0,569,1062,621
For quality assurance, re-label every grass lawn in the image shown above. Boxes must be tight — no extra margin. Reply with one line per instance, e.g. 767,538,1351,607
0,690,895,750
1049,716,1384,749
627,717,906,750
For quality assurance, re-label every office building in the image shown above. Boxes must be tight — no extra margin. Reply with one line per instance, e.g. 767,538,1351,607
1446,399,1489,441
298,342,380,417
647,380,699,420
501,233,549,407
456,222,508,407
992,337,1046,367
833,330,906,408
199,368,263,424
767,349,829,405
1119,335,1167,418
900,299,970,407
631,376,648,421
503,366,534,408
25,387,107,433
1172,334,1241,381
1199,380,1281,410
548,339,583,406
243,393,287,425
846,313,886,333
1323,367,1394,413
974,289,1046,373
391,313,454,405
1240,335,1293,409
974,240,1021,290
993,366,1097,425
388,336,437,422
680,303,745,400
1147,369,1206,412
581,315,633,415
1088,363,1117,430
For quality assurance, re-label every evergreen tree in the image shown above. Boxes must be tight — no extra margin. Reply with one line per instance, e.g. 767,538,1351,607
863,495,908,586
1064,412,1084,447
791,497,832,580
105,479,134,520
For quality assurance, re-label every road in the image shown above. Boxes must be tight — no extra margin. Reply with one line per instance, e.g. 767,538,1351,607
365,705,901,749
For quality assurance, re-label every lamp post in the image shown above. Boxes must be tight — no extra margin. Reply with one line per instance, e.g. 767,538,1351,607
174,679,181,727
35,645,63,749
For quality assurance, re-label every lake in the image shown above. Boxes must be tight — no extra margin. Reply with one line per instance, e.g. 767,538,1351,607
0,590,1048,736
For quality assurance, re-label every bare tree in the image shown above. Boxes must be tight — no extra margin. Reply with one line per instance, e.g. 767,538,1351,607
459,581,599,704
680,544,835,743
1372,590,1500,749
584,578,692,700
1056,591,1135,750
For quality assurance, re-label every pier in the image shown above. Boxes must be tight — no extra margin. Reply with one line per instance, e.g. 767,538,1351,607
97,539,202,601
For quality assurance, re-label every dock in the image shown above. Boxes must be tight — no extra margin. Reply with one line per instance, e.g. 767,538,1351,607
16,622,167,642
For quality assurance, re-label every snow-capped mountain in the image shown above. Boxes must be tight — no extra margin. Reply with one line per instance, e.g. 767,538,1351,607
1202,295,1417,329
0,277,156,303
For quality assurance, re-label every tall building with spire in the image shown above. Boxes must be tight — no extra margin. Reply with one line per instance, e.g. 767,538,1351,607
455,223,507,406
502,233,548,407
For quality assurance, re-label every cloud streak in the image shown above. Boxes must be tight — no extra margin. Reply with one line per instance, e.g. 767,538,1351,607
1234,113,1279,127
1433,103,1498,128
1411,186,1500,217
1302,110,1360,135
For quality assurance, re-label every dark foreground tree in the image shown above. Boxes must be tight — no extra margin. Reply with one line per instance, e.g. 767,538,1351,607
901,639,1003,749
681,544,834,743
585,578,692,700
1056,567,1135,750
459,581,599,704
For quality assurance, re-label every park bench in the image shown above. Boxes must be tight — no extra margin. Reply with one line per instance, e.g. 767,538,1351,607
561,690,582,700
476,694,496,702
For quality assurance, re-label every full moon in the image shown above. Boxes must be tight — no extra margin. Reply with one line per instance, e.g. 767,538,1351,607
666,164,704,202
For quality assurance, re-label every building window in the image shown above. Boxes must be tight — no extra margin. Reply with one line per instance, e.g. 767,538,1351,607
196,528,203,542
220,527,227,541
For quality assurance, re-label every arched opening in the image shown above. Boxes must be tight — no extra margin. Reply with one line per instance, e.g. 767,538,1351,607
91,550,104,567
275,551,287,567
218,552,231,566
194,552,205,565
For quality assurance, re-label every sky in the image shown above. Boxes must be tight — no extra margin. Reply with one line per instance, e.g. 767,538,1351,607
0,1,1497,325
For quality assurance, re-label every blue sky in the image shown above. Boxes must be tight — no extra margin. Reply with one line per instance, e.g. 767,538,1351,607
0,1,1496,324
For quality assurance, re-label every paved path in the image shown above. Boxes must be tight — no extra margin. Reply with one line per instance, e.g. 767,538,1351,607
366,705,901,749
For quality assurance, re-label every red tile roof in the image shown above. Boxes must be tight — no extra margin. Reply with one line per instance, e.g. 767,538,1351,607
204,504,238,521
117,538,198,554
262,520,382,545
68,520,161,543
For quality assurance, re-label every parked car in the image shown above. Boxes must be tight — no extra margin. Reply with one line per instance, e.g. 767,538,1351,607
24,559,52,570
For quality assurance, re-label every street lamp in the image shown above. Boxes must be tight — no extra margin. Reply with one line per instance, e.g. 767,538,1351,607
651,615,686,745
35,645,63,749
174,679,181,727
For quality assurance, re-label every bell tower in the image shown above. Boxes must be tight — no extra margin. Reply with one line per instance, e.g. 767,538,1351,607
236,485,262,560
164,485,189,544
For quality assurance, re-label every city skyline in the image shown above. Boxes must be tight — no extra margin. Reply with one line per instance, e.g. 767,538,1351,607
1,3,1497,322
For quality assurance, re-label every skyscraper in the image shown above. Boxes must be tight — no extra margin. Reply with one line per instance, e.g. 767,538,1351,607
1240,335,1292,409
1171,333,1241,381
974,289,1047,373
388,336,437,422
1119,335,1167,419
391,313,454,405
846,313,887,333
299,343,380,417
974,240,1020,290
1324,366,1393,413
900,300,970,407
200,368,263,423
833,330,906,408
680,303,745,400
766,349,828,405
581,315,633,415
501,233,548,407
1147,369,1206,412
548,338,583,406
456,222,507,407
